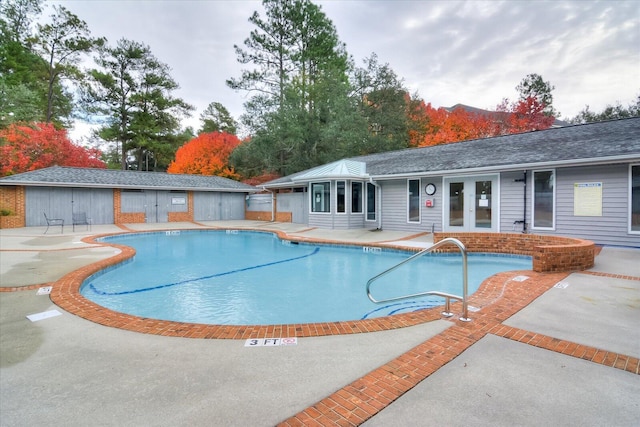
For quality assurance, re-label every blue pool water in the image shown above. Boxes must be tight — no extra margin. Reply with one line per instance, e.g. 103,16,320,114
81,231,532,325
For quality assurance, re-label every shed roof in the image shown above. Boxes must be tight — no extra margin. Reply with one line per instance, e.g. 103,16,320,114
0,166,259,192
264,118,640,187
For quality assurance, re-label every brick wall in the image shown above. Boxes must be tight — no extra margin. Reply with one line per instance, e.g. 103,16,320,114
245,211,272,221
275,212,292,222
168,191,194,222
433,232,595,273
113,189,145,224
0,186,26,229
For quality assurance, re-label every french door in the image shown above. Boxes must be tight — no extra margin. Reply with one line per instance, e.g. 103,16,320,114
444,176,498,232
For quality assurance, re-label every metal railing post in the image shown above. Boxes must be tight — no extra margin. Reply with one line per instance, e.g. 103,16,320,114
366,237,471,322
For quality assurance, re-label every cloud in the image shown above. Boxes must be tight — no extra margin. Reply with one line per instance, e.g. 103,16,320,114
50,0,638,141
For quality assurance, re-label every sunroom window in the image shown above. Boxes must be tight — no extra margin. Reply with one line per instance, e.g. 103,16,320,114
337,181,346,213
351,182,363,213
311,182,330,213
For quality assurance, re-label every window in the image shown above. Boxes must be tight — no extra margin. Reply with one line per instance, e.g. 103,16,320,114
631,165,640,233
351,182,363,213
366,182,376,221
311,182,330,213
408,179,420,222
337,181,346,213
475,180,492,228
533,170,554,229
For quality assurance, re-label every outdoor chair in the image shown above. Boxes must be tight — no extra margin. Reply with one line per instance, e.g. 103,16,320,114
43,212,64,234
72,212,91,231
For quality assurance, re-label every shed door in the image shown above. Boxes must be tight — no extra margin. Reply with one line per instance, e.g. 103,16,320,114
144,191,170,223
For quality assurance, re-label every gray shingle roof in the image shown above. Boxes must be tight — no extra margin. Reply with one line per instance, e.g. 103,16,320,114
0,166,258,192
265,118,640,186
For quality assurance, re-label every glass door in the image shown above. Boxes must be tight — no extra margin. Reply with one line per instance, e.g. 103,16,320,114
444,176,498,231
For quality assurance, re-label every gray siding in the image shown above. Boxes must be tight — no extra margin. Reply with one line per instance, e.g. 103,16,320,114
533,165,637,246
500,171,528,232
26,187,114,226
308,213,334,228
379,179,437,233
277,192,307,224
246,194,272,213
120,190,145,213
194,192,245,221
121,190,185,223
193,192,220,220
219,193,246,220
422,177,443,233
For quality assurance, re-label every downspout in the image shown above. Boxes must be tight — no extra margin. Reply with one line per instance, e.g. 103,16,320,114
259,187,275,222
522,170,528,233
369,177,382,230
513,171,527,233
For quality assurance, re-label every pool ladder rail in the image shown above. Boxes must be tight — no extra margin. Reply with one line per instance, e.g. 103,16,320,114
366,238,471,322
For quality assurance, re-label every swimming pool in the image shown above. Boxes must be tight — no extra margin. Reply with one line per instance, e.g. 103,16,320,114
81,231,532,325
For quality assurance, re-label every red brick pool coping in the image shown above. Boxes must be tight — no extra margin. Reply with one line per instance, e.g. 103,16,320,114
44,229,468,339
3,228,638,426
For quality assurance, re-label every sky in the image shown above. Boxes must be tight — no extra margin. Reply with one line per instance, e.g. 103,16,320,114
47,0,640,141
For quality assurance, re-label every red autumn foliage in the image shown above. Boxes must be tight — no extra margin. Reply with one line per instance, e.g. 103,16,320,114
411,102,495,147
409,97,555,148
0,122,105,176
241,172,281,186
494,96,555,134
167,131,241,179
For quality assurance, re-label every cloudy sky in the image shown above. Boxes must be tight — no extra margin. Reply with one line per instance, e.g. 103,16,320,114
49,0,639,140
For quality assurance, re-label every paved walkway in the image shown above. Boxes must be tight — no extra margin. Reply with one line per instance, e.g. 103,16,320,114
1,221,638,426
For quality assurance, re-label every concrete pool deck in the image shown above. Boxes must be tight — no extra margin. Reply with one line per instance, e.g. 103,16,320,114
1,221,639,426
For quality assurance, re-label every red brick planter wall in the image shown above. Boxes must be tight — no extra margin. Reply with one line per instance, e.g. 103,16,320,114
434,232,595,273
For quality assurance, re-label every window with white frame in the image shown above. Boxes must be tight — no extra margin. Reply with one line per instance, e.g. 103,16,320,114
351,182,363,213
631,165,640,233
533,170,554,229
408,179,420,222
311,182,330,213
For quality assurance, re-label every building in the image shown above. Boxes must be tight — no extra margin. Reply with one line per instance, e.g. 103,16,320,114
0,167,258,228
260,118,640,247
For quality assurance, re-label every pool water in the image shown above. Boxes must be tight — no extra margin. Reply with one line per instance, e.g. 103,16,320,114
81,231,532,325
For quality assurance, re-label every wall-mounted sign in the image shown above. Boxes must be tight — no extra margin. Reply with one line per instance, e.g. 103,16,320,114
171,197,186,205
574,182,602,216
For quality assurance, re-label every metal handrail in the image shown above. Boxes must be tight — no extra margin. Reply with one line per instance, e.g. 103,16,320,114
366,237,471,322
